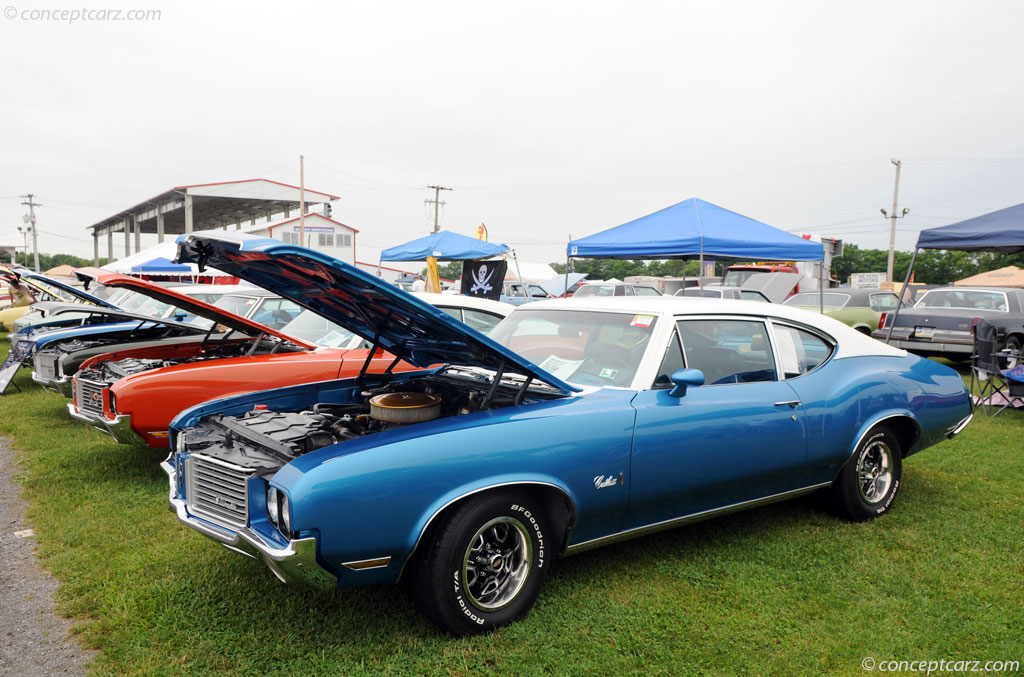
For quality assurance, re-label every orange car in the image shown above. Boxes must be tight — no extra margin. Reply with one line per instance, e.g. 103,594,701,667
68,274,513,447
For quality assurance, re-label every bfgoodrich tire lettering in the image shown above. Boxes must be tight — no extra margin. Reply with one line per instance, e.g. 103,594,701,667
411,491,550,636
829,426,903,522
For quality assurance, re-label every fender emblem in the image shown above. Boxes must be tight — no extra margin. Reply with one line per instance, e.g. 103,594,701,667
594,474,620,489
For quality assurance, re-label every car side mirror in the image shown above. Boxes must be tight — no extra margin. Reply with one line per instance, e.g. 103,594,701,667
668,368,704,398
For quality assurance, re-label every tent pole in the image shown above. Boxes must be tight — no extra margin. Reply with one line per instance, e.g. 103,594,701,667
819,258,824,314
564,254,570,298
885,246,919,344
512,251,525,297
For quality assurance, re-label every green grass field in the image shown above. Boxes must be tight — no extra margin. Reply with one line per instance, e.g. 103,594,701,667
1,342,1021,675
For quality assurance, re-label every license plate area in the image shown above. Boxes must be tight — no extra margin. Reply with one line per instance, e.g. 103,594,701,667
914,326,936,339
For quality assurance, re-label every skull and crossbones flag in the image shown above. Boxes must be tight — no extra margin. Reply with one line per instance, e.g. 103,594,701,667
461,259,507,300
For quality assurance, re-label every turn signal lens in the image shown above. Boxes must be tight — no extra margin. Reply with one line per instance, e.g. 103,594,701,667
878,312,888,330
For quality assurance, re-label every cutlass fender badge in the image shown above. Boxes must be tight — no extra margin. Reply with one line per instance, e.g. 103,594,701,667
594,474,620,489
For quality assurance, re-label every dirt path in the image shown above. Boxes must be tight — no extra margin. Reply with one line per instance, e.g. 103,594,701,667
0,438,94,676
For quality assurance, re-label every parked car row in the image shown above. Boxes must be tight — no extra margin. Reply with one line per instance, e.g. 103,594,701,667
0,239,974,637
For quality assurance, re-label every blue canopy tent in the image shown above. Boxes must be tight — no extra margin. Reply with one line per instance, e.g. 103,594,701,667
129,256,192,274
567,198,823,262
380,230,510,262
380,230,516,294
886,201,1024,342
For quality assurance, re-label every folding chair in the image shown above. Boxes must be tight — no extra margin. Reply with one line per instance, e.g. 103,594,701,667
970,319,1024,416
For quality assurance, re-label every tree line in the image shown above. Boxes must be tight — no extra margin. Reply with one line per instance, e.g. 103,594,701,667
546,246,1024,286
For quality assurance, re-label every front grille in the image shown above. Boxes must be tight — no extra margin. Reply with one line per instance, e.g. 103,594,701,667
76,379,106,417
35,354,58,381
185,454,255,529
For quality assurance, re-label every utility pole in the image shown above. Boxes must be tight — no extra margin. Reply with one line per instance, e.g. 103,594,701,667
299,155,306,248
20,194,41,272
883,160,902,283
425,185,452,234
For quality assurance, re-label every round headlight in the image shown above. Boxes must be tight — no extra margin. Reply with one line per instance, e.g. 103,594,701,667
280,495,291,533
266,487,279,526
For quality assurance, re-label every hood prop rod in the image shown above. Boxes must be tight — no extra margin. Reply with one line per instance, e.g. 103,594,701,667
482,360,506,408
246,333,266,356
514,376,533,406
356,335,381,387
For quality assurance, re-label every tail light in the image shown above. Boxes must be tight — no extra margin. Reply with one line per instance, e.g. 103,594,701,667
971,317,980,335
878,312,888,330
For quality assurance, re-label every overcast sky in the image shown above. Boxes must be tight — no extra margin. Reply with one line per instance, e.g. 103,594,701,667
2,0,1023,268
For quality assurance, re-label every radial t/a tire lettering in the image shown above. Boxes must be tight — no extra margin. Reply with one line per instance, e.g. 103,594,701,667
829,426,903,522
410,491,550,636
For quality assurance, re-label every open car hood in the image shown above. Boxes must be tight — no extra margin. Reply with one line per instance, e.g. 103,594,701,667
74,268,315,349
2,269,116,307
175,232,578,395
741,272,802,304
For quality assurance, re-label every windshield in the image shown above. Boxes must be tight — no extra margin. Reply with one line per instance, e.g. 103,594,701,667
116,290,155,313
722,269,768,287
914,289,1008,311
489,309,657,387
279,309,360,348
573,285,617,297
783,292,849,308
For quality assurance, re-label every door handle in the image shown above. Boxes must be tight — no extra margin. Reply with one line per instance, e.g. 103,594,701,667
774,400,801,408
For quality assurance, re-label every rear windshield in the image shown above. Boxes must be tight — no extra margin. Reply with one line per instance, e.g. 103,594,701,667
915,289,1008,311
783,293,849,308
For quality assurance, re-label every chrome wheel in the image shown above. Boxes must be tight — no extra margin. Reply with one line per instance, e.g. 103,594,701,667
856,439,894,505
462,517,532,611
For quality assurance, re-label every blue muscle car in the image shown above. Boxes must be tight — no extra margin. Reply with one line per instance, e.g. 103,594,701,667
165,232,973,636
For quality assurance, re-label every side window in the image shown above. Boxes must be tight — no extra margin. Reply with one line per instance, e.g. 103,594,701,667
652,331,686,388
462,309,503,335
677,319,775,385
439,307,462,321
773,324,834,378
623,286,635,296
869,294,898,312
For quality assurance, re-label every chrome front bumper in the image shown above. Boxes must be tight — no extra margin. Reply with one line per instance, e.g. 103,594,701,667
161,459,337,591
66,403,136,444
31,372,74,397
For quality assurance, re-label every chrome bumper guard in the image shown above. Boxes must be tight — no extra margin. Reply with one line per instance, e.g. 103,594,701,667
883,339,973,354
161,460,336,591
945,408,974,439
66,403,136,444
31,371,70,394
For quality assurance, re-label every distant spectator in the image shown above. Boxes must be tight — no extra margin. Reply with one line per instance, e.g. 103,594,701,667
5,277,36,306
411,274,426,293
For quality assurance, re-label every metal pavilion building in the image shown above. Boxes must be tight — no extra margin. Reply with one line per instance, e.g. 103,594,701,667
86,179,339,265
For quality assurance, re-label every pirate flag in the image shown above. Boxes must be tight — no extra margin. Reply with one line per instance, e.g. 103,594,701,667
460,259,506,301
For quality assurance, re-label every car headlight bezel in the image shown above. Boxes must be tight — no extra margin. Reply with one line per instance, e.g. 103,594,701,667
267,486,280,526
280,494,291,534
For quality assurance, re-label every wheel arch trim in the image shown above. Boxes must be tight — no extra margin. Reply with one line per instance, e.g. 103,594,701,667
835,411,921,483
397,478,579,579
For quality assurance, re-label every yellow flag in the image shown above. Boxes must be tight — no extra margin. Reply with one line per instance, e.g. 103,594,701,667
475,223,488,241
425,256,442,294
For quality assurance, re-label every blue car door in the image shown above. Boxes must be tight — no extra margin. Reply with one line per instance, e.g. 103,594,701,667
623,318,809,531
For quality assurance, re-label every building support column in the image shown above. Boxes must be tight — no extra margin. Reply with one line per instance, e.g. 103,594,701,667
93,231,99,266
107,228,113,262
156,213,165,243
184,194,194,233
235,218,241,231
123,220,130,257
133,215,141,253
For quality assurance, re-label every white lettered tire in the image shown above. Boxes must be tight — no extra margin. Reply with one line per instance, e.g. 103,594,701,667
829,426,903,522
410,491,550,635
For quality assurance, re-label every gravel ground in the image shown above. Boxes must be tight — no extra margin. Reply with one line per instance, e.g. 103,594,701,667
0,438,94,676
